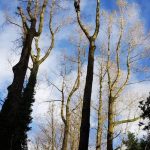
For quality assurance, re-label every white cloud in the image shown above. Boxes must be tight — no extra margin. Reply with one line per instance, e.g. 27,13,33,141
0,11,21,98
0,1,150,149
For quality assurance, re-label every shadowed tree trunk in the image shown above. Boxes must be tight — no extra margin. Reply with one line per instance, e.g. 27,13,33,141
17,1,55,147
74,0,100,149
0,1,48,149
79,41,96,150
0,22,36,150
107,96,115,150
16,61,39,150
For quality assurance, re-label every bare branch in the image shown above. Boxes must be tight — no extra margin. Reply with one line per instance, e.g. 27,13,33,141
6,16,22,28
46,78,62,93
43,100,61,103
61,78,66,125
27,0,34,19
75,0,100,41
127,79,150,85
114,46,131,98
36,0,48,36
113,117,140,126
111,17,123,89
39,0,55,64
71,98,82,112
92,0,100,40
76,12,90,40
34,0,39,18
107,17,112,93
17,6,29,32
67,46,81,104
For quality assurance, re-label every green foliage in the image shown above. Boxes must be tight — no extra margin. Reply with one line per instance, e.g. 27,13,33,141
17,67,38,149
123,132,150,150
139,94,150,130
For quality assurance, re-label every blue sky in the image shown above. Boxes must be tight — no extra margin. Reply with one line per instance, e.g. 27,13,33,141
101,0,150,29
133,0,150,28
0,0,150,29
0,0,150,149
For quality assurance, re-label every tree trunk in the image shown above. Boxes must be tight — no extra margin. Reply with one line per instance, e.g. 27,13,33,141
62,105,70,150
62,124,69,150
14,62,39,149
8,62,39,150
71,134,75,150
96,69,103,150
51,102,55,150
0,24,36,149
78,41,96,150
107,96,114,150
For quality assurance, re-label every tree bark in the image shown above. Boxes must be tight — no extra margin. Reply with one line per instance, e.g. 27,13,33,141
51,102,55,150
75,0,100,149
14,62,39,150
78,41,96,150
0,0,48,148
0,22,36,149
62,101,71,150
107,96,114,150
62,119,70,150
96,66,103,150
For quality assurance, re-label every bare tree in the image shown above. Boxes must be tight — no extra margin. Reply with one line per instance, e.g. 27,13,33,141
19,0,57,149
74,0,100,149
105,2,146,149
0,0,48,149
60,43,82,150
96,61,107,150
31,101,64,150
